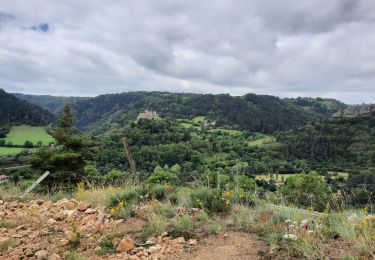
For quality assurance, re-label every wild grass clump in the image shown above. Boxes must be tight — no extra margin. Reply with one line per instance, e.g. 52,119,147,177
175,187,192,208
0,239,17,252
154,203,175,219
230,204,256,231
95,236,117,255
142,213,167,239
208,223,222,234
197,210,209,223
168,214,195,239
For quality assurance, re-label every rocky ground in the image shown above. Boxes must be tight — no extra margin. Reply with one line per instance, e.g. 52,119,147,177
0,199,267,260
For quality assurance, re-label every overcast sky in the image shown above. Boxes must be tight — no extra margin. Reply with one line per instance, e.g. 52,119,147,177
1,0,375,104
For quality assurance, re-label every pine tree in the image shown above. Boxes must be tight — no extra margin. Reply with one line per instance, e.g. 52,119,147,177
31,105,95,190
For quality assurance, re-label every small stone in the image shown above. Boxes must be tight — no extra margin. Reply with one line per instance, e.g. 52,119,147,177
147,244,162,254
53,212,66,221
0,236,10,244
188,239,197,245
47,218,57,225
146,236,157,244
172,237,185,244
84,208,97,214
49,253,61,260
77,202,91,211
116,236,135,253
223,233,228,239
35,249,48,259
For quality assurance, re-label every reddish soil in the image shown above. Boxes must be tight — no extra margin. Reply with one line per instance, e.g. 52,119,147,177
169,231,267,260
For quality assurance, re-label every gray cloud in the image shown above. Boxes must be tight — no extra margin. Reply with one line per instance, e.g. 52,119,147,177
0,0,374,103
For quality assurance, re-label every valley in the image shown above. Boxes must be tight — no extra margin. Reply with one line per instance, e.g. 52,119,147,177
0,89,374,259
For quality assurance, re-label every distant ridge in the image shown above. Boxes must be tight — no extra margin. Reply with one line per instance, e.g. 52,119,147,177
0,89,55,126
12,93,91,114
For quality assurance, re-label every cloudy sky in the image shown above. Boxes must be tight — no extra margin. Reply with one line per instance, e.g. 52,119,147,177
0,0,375,103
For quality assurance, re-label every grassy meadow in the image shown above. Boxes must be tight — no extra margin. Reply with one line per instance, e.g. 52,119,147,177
0,125,53,156
1,125,53,145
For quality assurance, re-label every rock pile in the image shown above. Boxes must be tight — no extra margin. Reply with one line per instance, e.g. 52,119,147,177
0,199,196,259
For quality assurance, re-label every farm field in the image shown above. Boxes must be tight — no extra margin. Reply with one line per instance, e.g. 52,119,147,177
0,125,53,145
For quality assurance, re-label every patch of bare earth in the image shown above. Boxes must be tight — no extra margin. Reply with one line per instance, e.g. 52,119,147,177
169,231,267,260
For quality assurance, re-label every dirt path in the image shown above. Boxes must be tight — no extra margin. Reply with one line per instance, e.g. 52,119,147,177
170,231,267,260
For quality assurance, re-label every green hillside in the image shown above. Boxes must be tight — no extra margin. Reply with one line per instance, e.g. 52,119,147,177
68,92,345,134
0,89,54,127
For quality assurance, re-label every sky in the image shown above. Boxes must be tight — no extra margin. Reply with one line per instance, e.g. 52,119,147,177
0,0,375,104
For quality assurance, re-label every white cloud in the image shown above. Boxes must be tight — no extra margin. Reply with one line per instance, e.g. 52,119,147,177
0,0,374,103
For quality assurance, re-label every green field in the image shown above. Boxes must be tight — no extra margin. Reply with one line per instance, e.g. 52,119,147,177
1,125,54,145
0,147,37,156
248,135,280,148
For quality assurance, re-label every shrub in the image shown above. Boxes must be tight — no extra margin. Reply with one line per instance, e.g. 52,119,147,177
107,187,140,219
168,214,195,239
191,187,229,214
24,140,34,148
149,184,169,200
279,173,332,211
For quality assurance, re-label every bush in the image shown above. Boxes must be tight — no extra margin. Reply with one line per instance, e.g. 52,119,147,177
279,173,332,211
191,187,229,214
107,187,140,219
168,214,195,239
149,184,169,200
24,140,34,148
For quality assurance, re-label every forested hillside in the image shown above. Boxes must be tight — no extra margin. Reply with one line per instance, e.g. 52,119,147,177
13,93,91,114
276,117,375,169
0,89,54,127
67,92,345,134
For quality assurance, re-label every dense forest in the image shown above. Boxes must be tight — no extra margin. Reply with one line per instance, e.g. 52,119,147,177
277,118,375,169
71,92,346,134
15,91,346,134
0,89,54,129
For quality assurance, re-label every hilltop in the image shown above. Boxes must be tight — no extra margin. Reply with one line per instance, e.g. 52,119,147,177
0,89,54,127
